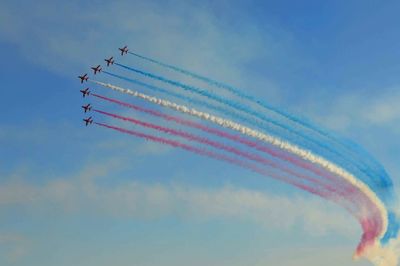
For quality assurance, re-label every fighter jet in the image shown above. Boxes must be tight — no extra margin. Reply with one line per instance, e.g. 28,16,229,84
83,116,93,126
82,104,92,113
91,65,102,75
104,56,114,66
80,88,90,98
78,73,89,83
119,45,128,55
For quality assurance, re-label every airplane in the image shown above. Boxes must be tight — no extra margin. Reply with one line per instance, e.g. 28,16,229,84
119,45,128,55
104,56,114,66
78,73,89,83
91,65,102,75
83,116,93,126
82,103,92,113
80,88,90,98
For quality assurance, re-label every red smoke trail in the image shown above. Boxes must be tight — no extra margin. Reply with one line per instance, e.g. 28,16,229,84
95,108,347,196
92,93,350,189
95,121,326,196
96,109,381,223
92,92,385,255
95,120,384,256
95,109,382,226
92,93,364,198
92,94,378,214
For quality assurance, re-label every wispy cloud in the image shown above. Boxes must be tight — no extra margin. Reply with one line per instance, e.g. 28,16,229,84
307,87,400,131
0,163,359,238
0,0,282,97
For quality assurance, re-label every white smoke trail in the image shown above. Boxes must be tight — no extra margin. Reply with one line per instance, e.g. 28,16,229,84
90,80,388,246
361,238,400,266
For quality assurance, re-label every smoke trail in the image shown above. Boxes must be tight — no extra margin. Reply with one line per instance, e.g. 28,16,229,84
96,120,384,230
102,71,253,128
113,63,386,191
103,70,377,191
363,238,400,266
94,108,349,195
90,79,388,251
92,93,357,188
95,121,325,196
94,94,388,215
128,51,390,185
104,68,397,237
97,108,391,232
107,66,398,248
96,118,385,259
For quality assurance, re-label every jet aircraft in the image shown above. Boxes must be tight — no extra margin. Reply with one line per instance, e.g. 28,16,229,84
105,56,114,66
91,65,102,75
82,104,92,113
83,116,93,126
80,88,90,97
119,45,128,55
78,73,89,83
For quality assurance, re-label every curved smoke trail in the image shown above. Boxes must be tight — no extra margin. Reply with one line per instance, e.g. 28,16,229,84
94,108,346,194
95,122,326,196
127,51,389,184
96,108,392,235
113,63,385,190
90,79,388,257
93,94,392,218
95,120,380,223
109,63,399,250
92,93,358,189
102,70,387,203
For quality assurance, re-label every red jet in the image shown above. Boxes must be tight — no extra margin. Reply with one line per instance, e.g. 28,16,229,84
119,45,128,55
83,116,93,126
91,65,102,75
78,73,89,83
80,88,90,98
104,56,114,66
82,104,92,113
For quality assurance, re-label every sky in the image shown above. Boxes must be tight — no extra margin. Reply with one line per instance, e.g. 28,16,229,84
0,1,400,265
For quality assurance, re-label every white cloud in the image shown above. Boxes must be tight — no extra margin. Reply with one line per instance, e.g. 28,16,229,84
362,90,400,125
0,168,367,265
0,0,281,98
299,87,400,132
0,164,360,239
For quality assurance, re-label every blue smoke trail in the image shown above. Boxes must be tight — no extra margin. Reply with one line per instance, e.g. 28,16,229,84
104,71,336,155
103,71,335,159
92,78,398,259
103,69,393,211
128,51,390,186
113,63,389,192
103,71,272,132
108,65,399,246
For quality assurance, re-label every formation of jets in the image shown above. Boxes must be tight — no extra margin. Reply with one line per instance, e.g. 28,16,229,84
79,46,129,126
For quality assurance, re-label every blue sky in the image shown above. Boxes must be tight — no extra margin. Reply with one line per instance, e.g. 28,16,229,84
0,1,399,265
